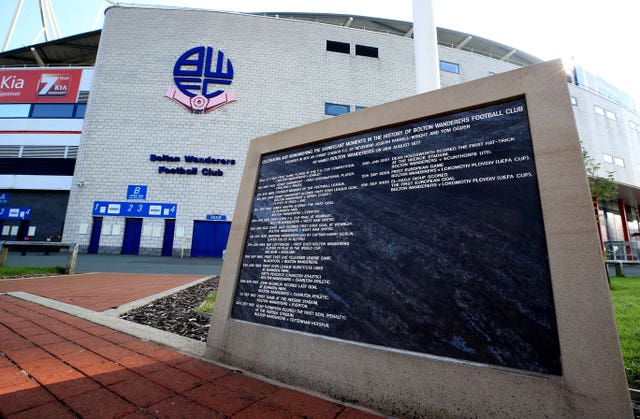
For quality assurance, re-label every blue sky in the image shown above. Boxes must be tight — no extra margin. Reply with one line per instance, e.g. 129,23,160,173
1,0,639,106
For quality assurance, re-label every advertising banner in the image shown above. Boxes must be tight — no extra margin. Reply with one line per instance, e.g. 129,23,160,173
0,69,82,103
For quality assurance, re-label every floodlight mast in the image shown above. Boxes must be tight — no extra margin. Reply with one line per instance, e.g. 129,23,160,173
413,0,440,94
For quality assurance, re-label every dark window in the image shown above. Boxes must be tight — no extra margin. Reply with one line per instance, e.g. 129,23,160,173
355,44,378,58
325,103,350,116
30,104,75,118
326,40,350,54
355,106,367,111
0,158,75,175
439,60,460,74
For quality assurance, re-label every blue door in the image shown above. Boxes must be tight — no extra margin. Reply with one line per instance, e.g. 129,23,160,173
121,218,143,255
88,217,102,254
191,220,231,257
213,221,231,257
162,219,175,256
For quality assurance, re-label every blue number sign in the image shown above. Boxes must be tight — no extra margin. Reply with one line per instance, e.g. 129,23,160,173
127,185,147,200
0,207,31,220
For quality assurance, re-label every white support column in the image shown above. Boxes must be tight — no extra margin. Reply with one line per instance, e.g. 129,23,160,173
412,0,440,94
38,0,50,41
3,0,24,52
92,1,109,30
44,0,62,39
30,28,45,45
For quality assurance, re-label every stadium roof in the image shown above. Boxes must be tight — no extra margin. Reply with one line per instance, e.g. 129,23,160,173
0,12,541,68
0,30,100,68
260,13,541,67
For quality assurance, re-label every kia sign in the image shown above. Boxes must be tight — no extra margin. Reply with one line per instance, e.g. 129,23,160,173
0,69,82,103
37,74,73,97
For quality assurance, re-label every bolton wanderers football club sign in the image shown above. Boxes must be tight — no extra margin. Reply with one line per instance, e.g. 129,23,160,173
165,46,237,114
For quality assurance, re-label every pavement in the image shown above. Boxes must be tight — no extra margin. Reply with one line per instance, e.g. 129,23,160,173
0,253,385,418
4,253,224,276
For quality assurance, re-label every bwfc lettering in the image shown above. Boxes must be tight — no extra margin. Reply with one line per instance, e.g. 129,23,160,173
165,45,237,114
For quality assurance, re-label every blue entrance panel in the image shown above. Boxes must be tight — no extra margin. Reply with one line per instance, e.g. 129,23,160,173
191,220,231,257
122,218,143,255
92,201,176,218
0,207,31,220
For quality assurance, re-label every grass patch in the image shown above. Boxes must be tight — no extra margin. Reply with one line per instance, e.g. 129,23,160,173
196,291,217,314
610,276,640,389
0,266,65,278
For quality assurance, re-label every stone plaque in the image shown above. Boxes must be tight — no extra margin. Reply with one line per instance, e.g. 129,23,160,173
207,60,632,418
231,97,560,375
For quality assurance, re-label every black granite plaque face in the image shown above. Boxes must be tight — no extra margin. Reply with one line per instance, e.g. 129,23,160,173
231,97,562,375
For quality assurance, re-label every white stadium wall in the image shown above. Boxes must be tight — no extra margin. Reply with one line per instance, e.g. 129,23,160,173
6,5,627,255
63,7,418,254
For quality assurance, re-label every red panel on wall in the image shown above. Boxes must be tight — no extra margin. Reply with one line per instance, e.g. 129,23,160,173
0,69,82,103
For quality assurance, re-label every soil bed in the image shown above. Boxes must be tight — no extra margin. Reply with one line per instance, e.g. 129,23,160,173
120,276,219,341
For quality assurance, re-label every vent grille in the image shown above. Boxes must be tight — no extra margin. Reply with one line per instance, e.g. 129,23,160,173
77,91,90,103
18,146,78,159
0,146,21,158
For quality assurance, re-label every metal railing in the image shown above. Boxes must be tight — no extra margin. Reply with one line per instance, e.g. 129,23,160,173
605,241,640,262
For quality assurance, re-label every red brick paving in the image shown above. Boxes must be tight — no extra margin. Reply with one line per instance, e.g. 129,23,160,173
6,400,77,419
0,295,383,418
0,273,204,311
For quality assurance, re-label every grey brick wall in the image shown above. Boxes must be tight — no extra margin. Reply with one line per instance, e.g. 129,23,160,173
63,7,417,254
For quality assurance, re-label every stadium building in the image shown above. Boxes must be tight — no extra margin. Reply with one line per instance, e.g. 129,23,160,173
0,5,638,258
